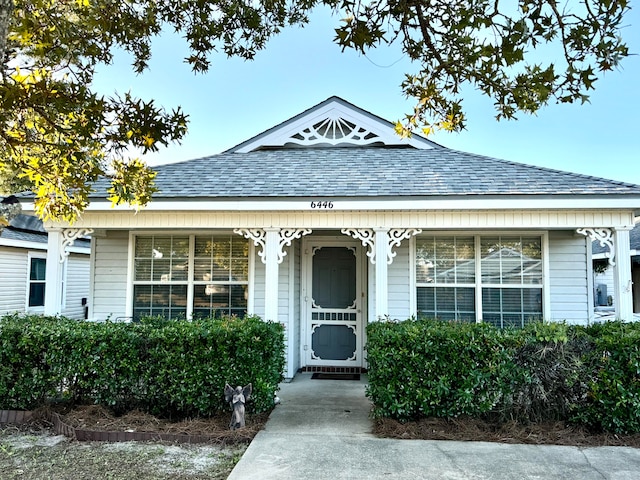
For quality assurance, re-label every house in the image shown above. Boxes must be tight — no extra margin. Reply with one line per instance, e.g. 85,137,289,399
0,214,91,319
21,97,640,378
592,222,640,318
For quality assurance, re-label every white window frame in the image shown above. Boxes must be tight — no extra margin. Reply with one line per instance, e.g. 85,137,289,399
413,231,548,324
26,252,47,312
127,232,252,320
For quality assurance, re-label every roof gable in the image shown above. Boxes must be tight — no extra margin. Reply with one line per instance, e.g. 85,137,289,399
227,96,438,153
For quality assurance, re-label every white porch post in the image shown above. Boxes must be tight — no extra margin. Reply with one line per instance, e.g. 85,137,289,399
613,227,633,321
374,227,389,320
44,229,64,316
263,227,281,322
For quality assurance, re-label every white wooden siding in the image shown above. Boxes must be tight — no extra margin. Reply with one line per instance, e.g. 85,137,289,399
91,231,129,321
0,247,89,319
0,247,29,315
62,253,90,320
548,230,590,324
388,243,411,320
278,254,290,324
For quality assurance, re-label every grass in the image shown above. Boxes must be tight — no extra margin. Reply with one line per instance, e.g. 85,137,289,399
0,427,246,480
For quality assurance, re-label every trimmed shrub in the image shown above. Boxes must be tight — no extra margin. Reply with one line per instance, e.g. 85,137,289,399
366,319,514,421
0,314,64,409
572,321,640,434
366,318,640,434
0,313,284,417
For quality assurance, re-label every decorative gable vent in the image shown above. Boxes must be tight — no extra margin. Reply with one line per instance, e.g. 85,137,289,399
289,117,380,146
228,96,436,153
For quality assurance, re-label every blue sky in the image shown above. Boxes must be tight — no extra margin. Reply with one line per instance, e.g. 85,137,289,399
93,5,640,185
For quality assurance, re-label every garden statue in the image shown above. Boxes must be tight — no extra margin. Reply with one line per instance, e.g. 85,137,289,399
224,383,252,430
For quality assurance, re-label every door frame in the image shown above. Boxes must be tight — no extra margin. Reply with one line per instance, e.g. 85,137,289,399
300,236,367,368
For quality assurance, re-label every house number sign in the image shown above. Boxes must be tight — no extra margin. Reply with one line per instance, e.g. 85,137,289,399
310,200,334,209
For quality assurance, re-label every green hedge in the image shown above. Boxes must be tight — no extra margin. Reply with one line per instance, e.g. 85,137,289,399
366,319,640,434
0,314,285,417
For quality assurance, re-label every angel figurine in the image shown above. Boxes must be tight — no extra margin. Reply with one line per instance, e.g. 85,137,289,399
224,383,252,430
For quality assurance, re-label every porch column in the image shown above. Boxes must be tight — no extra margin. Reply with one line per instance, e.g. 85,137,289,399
263,227,281,322
374,227,390,320
613,227,633,321
44,229,64,316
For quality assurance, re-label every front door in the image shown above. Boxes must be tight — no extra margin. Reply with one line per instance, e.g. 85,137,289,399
303,240,364,367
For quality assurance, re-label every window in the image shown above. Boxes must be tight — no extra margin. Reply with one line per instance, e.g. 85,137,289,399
416,235,543,326
28,256,46,308
133,234,249,320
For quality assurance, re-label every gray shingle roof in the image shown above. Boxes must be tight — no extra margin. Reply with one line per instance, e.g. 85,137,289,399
1,214,48,243
0,214,89,247
90,146,640,199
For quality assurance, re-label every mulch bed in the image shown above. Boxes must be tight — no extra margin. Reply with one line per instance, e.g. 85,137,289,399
4,405,269,445
374,416,640,447
7,406,640,447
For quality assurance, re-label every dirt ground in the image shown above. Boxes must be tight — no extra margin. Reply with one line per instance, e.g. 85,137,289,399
0,407,267,480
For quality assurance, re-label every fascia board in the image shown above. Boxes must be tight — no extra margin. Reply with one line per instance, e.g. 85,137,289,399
0,238,47,250
76,197,640,212
0,237,89,254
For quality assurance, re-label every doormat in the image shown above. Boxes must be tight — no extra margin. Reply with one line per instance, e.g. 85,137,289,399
311,373,361,381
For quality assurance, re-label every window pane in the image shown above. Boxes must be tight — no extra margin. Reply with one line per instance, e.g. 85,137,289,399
231,238,248,257
416,238,435,283
28,283,45,307
135,236,190,282
481,236,542,285
417,287,435,314
522,237,543,284
152,259,172,282
231,259,249,282
482,287,542,328
135,237,153,257
30,258,46,281
523,289,543,315
134,259,152,281
133,284,187,320
416,236,475,284
481,237,502,283
417,287,474,321
455,237,475,283
433,237,455,284
152,237,173,258
192,284,248,318
194,236,248,283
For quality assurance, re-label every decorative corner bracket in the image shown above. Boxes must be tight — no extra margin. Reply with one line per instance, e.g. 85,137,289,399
234,228,267,262
341,228,376,263
60,228,93,263
277,228,312,264
576,227,615,266
234,228,311,264
388,228,422,265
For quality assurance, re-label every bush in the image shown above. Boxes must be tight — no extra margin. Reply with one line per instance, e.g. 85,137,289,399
366,319,514,421
572,321,640,434
0,313,285,417
366,318,640,434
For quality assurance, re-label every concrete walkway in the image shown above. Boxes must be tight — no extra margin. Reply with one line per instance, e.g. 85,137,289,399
228,374,640,479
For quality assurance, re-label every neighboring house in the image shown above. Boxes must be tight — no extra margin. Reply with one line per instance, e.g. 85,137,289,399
592,222,640,318
21,97,640,378
0,214,91,319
